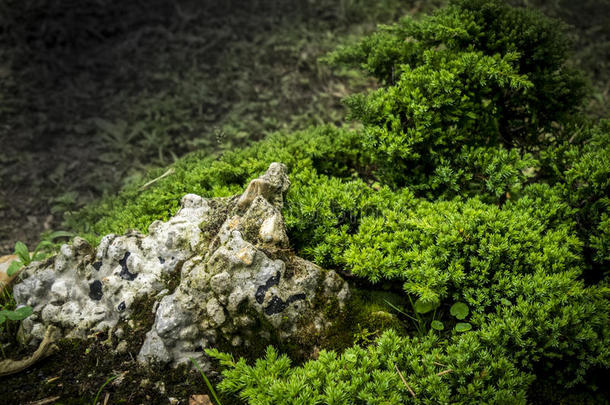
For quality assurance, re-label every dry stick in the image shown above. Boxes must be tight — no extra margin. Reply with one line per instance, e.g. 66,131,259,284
139,168,175,191
0,325,59,377
436,369,453,376
26,396,61,405
394,364,416,398
103,392,110,405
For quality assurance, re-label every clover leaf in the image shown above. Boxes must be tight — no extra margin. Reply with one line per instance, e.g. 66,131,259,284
431,320,445,331
450,302,469,320
414,298,438,314
455,322,472,332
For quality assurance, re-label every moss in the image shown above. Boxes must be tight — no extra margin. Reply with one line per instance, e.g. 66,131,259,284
199,197,235,243
319,286,409,353
214,308,277,360
123,294,158,334
159,261,185,294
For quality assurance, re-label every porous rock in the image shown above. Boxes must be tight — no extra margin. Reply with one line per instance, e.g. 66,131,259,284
13,163,349,367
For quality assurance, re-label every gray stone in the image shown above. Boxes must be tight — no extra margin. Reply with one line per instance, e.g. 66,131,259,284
14,163,350,367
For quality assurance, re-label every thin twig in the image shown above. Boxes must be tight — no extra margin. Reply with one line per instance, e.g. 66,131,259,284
395,364,416,398
103,392,110,405
433,361,448,367
436,369,453,376
139,168,175,191
0,325,59,376
26,397,61,405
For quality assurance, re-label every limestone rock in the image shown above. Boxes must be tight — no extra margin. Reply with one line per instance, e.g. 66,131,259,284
13,163,349,367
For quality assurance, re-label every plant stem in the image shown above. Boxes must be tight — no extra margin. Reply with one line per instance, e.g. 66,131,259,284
92,375,118,405
190,357,223,405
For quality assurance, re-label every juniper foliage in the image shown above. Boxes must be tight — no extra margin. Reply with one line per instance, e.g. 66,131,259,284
65,0,609,402
327,0,586,191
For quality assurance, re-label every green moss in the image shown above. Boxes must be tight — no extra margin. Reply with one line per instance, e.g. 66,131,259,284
202,1,609,403
315,286,408,354
198,197,234,243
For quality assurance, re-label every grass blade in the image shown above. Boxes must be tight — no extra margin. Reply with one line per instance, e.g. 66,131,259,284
190,357,223,405
92,375,118,405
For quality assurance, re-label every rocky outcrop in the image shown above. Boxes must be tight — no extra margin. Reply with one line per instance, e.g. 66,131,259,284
13,163,349,367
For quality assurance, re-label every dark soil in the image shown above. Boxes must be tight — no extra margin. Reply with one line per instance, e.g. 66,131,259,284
0,335,233,405
0,293,238,405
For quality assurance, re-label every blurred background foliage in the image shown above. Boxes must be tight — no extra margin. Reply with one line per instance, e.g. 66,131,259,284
508,0,609,117
0,0,607,254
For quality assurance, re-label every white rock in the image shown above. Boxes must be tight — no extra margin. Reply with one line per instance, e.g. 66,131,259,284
13,163,350,368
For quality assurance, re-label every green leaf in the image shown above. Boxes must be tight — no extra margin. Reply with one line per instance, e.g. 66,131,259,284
0,312,6,324
16,307,32,320
33,241,54,252
414,298,438,314
450,302,469,320
32,253,47,262
431,320,445,331
190,357,223,405
455,322,472,332
383,299,409,317
47,231,74,240
14,241,30,264
6,306,33,321
6,260,23,276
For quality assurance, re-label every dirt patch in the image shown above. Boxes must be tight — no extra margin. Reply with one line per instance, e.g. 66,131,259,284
0,292,237,404
0,335,238,405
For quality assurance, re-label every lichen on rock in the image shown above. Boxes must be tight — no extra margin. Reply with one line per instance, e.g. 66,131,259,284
13,162,349,367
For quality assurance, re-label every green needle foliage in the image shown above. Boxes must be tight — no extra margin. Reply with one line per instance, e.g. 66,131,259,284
65,0,609,402
326,0,586,191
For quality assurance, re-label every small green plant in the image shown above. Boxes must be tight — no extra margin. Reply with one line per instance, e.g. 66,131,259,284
50,191,80,216
91,375,118,405
384,297,442,336
7,231,73,276
189,357,223,405
454,322,472,332
449,302,471,332
0,306,32,327
430,320,444,331
0,288,33,357
449,302,469,320
353,324,379,345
